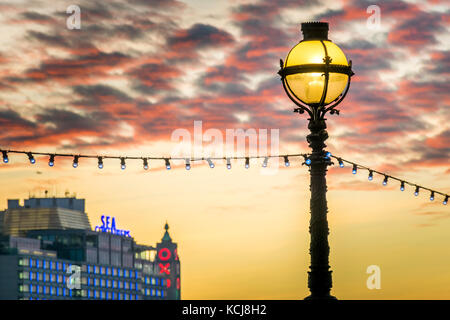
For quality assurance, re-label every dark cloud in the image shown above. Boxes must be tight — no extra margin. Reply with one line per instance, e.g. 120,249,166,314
167,23,234,50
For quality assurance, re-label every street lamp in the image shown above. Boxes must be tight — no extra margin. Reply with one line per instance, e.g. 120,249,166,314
278,21,354,300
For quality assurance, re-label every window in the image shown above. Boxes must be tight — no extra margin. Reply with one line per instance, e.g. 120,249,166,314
94,278,98,287
124,282,128,290
118,293,122,300
43,260,47,269
87,290,91,298
49,261,53,270
51,274,56,282
107,279,111,288
112,268,116,276
87,265,90,273
63,263,66,272
63,288,66,296
135,271,138,279
106,267,109,275
118,281,122,289
36,260,40,268
100,266,104,275
111,292,115,300
124,270,128,278
118,269,122,277
101,279,105,287
56,287,59,296
135,282,139,290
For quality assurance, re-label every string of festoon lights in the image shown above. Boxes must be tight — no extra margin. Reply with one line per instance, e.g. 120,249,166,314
0,148,448,205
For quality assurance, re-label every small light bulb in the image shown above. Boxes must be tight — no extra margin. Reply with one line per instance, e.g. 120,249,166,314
98,157,103,169
325,152,332,158
444,196,448,205
143,158,148,170
245,157,249,169
185,159,190,170
430,191,434,201
165,158,171,170
368,171,373,181
338,158,344,168
352,164,357,174
226,158,231,170
284,156,290,167
48,155,55,167
262,157,268,168
400,181,405,191
414,186,419,196
2,151,8,163
73,156,79,168
383,176,388,186
120,158,126,170
305,158,311,165
207,158,214,168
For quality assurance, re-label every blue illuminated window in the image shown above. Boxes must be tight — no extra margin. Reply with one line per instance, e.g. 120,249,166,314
55,262,59,270
118,269,122,277
43,261,47,269
106,267,109,275
87,265,90,273
63,288,66,296
94,278,98,286
87,290,91,298
87,277,90,286
49,261,52,270
36,260,40,268
70,289,72,297
106,292,109,299
29,284,32,293
63,263,66,271
111,292,115,300
124,270,128,278
151,289,155,296
118,293,122,300
100,266,103,274
135,282,138,290
56,287,59,296
29,258,33,267
118,281,121,289
135,271,138,279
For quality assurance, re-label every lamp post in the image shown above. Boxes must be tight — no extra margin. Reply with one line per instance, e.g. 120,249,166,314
278,21,354,300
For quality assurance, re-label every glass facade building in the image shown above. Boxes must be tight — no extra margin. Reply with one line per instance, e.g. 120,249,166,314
0,197,181,300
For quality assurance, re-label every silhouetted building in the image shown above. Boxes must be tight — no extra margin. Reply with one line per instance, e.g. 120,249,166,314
0,196,181,300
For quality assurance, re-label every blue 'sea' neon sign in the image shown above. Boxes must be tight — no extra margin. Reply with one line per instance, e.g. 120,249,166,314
95,215,130,237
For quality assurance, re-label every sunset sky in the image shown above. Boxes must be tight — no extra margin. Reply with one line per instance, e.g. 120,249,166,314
0,0,449,299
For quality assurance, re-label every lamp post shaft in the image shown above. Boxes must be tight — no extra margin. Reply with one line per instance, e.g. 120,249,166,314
305,118,335,300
